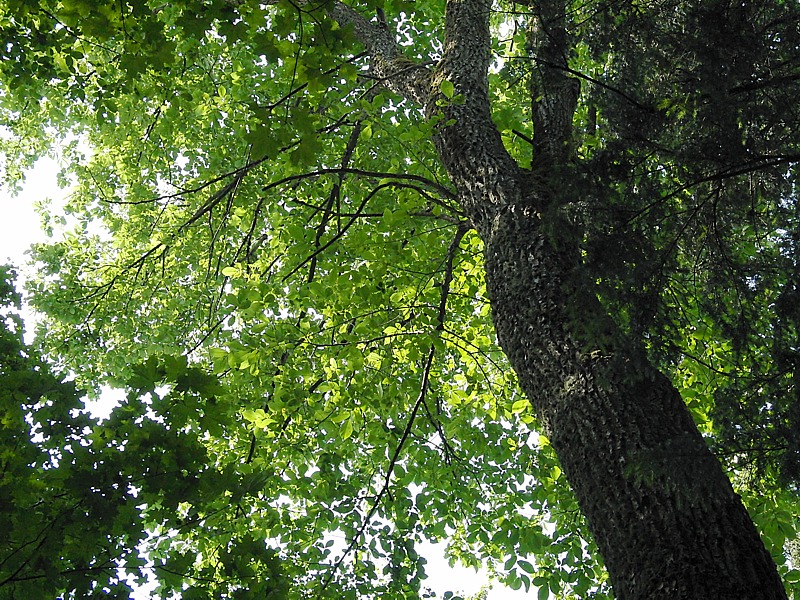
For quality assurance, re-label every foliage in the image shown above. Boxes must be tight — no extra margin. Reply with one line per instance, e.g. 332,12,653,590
0,266,136,597
1,0,800,598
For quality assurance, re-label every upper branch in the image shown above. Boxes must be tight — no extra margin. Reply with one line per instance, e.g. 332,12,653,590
429,0,525,227
437,0,494,105
528,0,580,168
319,1,431,103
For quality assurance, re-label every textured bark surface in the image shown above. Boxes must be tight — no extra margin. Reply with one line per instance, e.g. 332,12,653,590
323,0,790,596
481,207,787,598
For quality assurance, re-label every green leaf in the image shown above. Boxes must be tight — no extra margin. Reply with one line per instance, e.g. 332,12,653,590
518,559,535,573
538,583,550,600
440,78,455,99
341,416,354,440
511,399,528,414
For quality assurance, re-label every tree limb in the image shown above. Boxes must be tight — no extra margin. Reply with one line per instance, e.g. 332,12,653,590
308,0,432,103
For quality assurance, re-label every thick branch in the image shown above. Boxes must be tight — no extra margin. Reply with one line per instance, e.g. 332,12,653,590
430,0,527,229
528,0,580,168
319,1,431,103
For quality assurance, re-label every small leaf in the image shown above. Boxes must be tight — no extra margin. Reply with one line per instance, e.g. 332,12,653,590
518,559,535,574
341,416,354,440
440,79,455,99
511,399,528,413
331,410,351,423
538,583,550,600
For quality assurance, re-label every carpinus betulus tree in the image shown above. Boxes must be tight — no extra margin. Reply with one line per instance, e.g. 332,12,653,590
2,0,800,598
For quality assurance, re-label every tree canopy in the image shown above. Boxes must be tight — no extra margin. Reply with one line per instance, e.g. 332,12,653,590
1,0,800,598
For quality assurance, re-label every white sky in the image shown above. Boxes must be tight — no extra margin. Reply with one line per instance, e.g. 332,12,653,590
0,157,59,270
0,159,536,599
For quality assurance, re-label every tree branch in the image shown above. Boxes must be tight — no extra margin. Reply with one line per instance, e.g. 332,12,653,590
261,166,457,200
319,343,436,594
317,223,466,592
310,0,432,103
528,0,581,167
428,0,524,225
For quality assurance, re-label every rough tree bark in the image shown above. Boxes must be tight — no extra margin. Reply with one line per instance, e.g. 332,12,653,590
323,0,789,596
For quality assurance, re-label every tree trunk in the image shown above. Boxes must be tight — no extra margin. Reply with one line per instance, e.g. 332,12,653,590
481,204,787,598
322,0,789,595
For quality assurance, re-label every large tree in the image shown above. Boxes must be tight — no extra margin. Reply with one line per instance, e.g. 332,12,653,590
2,0,800,598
